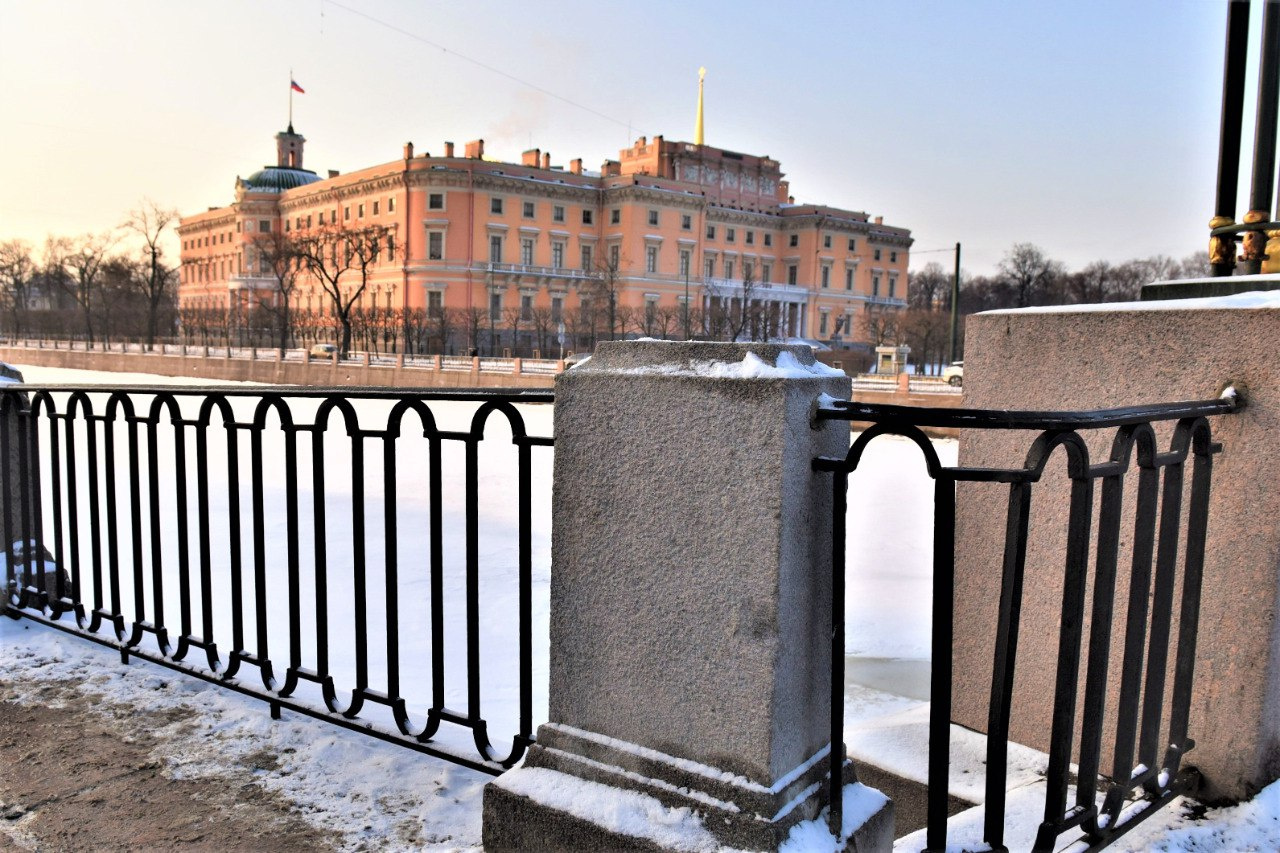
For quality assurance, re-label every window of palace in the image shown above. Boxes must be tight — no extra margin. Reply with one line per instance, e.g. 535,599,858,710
682,214,692,230
523,201,536,218
491,197,504,215
582,209,593,225
789,234,799,248
553,205,565,223
610,208,621,225
764,233,773,247
648,210,659,227
706,225,716,240
823,235,832,249
726,228,736,243
429,193,444,210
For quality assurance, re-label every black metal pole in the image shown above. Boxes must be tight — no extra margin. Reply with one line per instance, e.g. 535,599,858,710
1243,0,1280,273
1212,0,1252,276
948,242,961,364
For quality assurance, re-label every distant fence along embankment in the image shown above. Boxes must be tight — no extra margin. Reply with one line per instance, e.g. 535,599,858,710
0,340,562,389
0,341,965,428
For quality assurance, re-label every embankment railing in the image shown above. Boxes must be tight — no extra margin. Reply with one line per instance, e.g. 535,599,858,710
815,393,1240,851
0,384,553,776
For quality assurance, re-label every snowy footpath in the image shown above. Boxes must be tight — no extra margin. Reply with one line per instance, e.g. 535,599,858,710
2,365,1279,850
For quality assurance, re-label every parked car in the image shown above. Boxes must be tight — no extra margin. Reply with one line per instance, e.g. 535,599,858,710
310,343,338,359
942,361,963,386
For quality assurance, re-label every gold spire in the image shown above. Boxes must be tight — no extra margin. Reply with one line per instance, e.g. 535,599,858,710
694,67,706,146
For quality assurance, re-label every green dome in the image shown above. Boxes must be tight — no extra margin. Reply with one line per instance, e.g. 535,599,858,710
241,166,321,193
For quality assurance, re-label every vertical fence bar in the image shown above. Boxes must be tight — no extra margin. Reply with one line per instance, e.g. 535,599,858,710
517,435,534,756
1103,447,1161,821
1164,423,1216,778
1076,437,1129,835
84,407,104,631
383,431,401,702
350,429,369,709
284,419,302,693
227,421,245,666
145,418,166,643
311,430,330,682
1,393,15,599
173,414,192,656
250,419,272,683
1242,0,1280,273
428,432,446,732
102,413,123,626
1137,450,1186,782
926,474,956,851
1212,0,1251,276
1034,452,1094,851
465,435,482,724
16,398,36,601
982,477,1034,852
828,466,847,839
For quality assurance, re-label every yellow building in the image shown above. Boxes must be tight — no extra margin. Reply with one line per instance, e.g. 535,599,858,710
178,124,910,355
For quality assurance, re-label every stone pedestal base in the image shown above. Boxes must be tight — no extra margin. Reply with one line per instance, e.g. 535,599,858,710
482,723,893,852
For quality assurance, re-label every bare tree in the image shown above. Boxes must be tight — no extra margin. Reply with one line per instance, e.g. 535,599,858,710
0,240,35,337
998,243,1064,308
862,309,899,348
121,199,179,350
586,254,624,341
249,227,303,353
908,262,951,310
295,223,389,356
49,233,117,345
529,306,554,356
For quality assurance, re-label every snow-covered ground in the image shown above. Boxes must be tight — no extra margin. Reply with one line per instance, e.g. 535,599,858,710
3,364,1278,851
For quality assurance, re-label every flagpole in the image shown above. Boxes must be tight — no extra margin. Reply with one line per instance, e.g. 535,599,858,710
289,69,293,128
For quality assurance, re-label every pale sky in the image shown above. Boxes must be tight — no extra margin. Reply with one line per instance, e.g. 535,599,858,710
0,0,1252,275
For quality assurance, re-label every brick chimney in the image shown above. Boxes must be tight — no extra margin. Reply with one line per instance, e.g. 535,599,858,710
522,148,541,167
542,152,551,170
404,141,414,159
465,139,485,159
329,169,341,179
570,158,583,175
874,215,883,224
445,141,455,157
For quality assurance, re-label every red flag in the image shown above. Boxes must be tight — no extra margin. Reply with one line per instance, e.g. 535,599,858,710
291,79,305,94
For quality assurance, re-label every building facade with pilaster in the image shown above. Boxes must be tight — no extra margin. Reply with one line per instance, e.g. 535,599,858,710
178,127,910,355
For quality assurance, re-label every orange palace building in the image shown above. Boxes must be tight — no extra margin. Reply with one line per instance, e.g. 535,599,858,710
178,125,911,352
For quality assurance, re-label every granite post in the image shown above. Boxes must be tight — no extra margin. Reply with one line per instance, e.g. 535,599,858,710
483,341,893,851
953,295,1280,801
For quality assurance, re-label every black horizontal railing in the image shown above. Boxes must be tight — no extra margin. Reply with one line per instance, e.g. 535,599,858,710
0,384,553,775
815,392,1241,851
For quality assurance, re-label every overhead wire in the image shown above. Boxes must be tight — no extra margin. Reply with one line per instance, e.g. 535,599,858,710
320,0,641,134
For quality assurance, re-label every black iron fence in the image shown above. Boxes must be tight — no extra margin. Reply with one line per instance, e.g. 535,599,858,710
1,384,553,776
815,394,1240,851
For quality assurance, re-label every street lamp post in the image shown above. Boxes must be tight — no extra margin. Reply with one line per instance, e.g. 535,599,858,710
948,241,962,364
